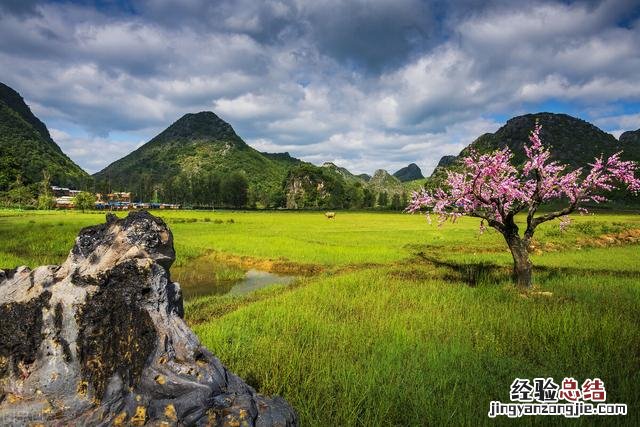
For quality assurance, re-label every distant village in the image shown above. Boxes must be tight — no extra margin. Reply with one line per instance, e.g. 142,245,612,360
51,186,181,210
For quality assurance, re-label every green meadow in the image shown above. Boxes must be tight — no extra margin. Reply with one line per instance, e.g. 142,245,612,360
1,209,639,425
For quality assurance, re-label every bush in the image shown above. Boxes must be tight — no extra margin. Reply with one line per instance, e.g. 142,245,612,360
37,194,56,210
73,192,96,212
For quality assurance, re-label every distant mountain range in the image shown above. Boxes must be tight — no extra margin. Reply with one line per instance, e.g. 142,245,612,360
0,82,88,191
93,110,418,207
2,81,639,207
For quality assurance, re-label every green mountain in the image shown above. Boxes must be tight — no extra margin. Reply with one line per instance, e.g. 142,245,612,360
95,110,640,209
93,112,303,206
368,169,402,192
431,112,640,180
283,163,349,209
283,162,410,209
401,178,428,193
93,112,409,208
0,82,88,190
619,129,640,156
427,113,640,205
261,151,301,165
321,162,367,184
393,163,424,182
469,113,633,165
434,155,456,170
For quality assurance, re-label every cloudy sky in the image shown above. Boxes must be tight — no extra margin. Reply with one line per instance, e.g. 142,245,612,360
1,0,639,175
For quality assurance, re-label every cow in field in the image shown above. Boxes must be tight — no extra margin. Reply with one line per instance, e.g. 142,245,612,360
325,212,336,219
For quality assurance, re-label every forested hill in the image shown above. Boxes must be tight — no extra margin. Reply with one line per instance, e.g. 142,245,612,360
620,129,640,146
393,163,424,182
93,111,305,207
0,82,88,190
94,112,419,208
430,113,640,184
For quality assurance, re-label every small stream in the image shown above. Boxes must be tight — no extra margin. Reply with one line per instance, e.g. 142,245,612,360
172,255,296,300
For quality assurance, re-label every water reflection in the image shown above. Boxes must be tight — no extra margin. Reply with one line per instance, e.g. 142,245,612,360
173,256,296,300
227,269,296,295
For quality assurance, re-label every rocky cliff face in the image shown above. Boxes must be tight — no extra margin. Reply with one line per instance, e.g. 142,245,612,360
0,211,296,426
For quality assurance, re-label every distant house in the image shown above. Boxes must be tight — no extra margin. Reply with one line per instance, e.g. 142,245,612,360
150,203,181,210
51,187,181,211
94,192,134,210
55,196,75,209
108,192,132,203
51,186,68,197
51,186,81,208
51,187,161,210
51,186,80,197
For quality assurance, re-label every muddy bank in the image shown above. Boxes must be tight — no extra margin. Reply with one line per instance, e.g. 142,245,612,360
179,251,323,276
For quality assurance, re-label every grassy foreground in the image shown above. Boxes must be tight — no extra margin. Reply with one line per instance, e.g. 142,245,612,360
1,209,639,425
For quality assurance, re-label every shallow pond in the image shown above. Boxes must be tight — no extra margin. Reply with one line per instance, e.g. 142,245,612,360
227,269,296,295
172,255,296,300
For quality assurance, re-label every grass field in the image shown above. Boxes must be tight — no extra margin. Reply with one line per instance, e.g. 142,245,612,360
1,208,639,425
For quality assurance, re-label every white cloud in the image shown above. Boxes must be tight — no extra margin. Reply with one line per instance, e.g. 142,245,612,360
1,0,639,176
593,113,640,132
50,128,144,173
215,93,290,120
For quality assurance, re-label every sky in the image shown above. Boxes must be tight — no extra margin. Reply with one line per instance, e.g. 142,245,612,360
1,0,640,175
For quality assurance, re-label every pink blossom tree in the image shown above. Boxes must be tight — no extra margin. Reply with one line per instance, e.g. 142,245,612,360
408,124,640,288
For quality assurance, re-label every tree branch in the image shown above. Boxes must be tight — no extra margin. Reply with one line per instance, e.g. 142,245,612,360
472,177,491,206
507,201,527,219
530,200,578,230
470,210,505,233
524,169,543,240
524,202,539,240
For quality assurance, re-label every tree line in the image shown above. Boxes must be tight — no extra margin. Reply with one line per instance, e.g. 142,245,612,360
1,167,410,211
90,171,252,208
0,170,96,211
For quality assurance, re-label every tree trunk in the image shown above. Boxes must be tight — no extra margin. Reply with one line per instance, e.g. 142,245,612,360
505,233,533,288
